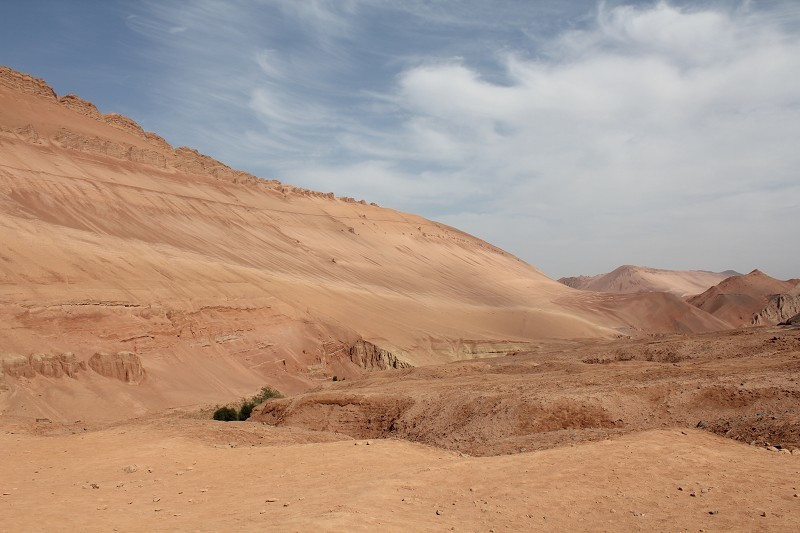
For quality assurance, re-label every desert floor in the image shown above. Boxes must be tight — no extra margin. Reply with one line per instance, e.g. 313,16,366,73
3,326,800,532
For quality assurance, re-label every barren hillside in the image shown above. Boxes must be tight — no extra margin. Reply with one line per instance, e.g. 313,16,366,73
0,67,729,421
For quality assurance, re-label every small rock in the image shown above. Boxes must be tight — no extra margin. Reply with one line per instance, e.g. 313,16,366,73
365,441,372,446
436,509,442,516
696,420,706,428
122,465,138,474
147,468,153,474
760,511,767,517
632,511,643,517
265,498,278,503
90,483,99,489
153,497,160,503
690,491,696,497
708,510,718,515
283,503,290,507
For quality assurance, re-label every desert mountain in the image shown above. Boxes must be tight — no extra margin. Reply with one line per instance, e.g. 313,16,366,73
559,265,739,297
688,270,799,327
0,67,731,421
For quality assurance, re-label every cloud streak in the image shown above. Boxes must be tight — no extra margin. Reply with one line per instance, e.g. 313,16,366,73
118,1,800,279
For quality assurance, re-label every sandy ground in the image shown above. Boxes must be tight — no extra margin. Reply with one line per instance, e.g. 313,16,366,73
3,326,799,531
2,418,799,532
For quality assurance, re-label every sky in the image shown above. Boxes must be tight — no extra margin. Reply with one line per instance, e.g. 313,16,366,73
1,0,799,279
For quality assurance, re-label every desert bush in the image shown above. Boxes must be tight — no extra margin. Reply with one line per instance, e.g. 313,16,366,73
212,406,239,421
212,386,283,422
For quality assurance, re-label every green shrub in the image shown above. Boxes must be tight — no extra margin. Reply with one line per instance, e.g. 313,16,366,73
212,406,238,421
212,386,283,422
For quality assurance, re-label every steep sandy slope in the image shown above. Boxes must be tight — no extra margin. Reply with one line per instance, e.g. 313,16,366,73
688,270,798,327
0,67,729,420
559,265,738,297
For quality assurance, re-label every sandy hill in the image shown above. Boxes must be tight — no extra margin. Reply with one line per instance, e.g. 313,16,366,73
559,265,739,297
0,66,730,421
688,270,798,327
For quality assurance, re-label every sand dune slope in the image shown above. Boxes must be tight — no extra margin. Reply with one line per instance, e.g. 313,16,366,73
559,265,738,297
0,66,732,420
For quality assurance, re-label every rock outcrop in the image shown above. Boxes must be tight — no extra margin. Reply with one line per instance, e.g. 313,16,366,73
348,340,411,371
58,94,101,118
88,351,145,383
752,292,800,326
0,66,57,100
0,352,86,378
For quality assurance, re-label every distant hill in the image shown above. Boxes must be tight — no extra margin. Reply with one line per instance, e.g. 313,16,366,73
558,265,740,297
688,270,799,327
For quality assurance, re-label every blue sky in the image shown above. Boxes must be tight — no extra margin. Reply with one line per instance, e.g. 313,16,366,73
2,1,799,279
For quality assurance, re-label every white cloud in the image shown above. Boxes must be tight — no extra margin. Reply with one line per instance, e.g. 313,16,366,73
128,1,800,279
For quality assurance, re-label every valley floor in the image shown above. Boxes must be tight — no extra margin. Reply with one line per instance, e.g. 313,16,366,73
2,326,800,532
1,418,799,532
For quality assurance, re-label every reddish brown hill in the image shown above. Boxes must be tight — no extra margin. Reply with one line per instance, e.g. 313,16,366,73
688,270,798,327
559,265,737,297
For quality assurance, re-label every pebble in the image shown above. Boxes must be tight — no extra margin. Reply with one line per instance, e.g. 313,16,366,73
265,498,278,503
708,511,718,515
436,509,442,516
122,465,138,474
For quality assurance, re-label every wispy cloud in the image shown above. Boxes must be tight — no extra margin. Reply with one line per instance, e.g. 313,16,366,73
119,0,800,278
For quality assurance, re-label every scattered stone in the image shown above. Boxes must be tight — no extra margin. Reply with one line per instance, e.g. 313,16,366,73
283,503,290,507
90,483,99,489
690,491,697,497
153,497,160,503
147,468,153,474
265,498,278,503
632,511,643,517
760,511,767,517
436,509,442,516
696,421,706,428
708,511,718,515
122,465,138,474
